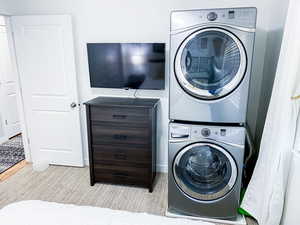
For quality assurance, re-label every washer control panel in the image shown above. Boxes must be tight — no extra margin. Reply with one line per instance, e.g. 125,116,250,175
192,126,228,138
169,123,245,145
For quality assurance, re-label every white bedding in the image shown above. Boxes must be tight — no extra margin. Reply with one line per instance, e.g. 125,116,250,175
0,200,213,225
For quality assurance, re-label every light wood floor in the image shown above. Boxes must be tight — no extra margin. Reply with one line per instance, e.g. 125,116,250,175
0,165,257,225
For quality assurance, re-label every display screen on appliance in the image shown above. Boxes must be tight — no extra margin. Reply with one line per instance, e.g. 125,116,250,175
87,43,166,90
228,10,235,19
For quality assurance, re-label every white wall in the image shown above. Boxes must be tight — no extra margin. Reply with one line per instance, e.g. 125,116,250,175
0,112,5,142
3,0,272,170
0,16,6,143
0,0,9,15
254,0,290,147
3,0,171,171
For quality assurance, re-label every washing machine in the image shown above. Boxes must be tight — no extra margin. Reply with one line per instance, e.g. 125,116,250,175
168,122,245,219
169,8,257,124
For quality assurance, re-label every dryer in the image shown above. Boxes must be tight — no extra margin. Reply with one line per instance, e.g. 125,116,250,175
169,8,257,124
168,122,245,219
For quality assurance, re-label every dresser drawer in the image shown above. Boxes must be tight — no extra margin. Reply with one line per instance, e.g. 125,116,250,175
93,144,150,163
90,106,149,126
91,125,150,145
93,161,149,185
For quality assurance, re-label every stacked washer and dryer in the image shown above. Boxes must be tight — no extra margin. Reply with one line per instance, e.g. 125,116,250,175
168,8,257,220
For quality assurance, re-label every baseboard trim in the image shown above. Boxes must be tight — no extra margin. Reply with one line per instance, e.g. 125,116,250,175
0,160,28,182
84,159,168,173
157,163,168,173
84,158,89,166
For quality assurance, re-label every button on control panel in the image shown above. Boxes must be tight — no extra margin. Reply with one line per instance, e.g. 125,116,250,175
207,12,218,21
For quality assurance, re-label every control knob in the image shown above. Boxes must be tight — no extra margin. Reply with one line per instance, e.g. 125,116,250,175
207,12,218,21
201,128,211,137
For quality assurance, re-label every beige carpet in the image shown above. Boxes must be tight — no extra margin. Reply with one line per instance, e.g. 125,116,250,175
0,165,257,225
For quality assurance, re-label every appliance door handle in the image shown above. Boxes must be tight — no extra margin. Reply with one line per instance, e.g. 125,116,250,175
171,133,189,138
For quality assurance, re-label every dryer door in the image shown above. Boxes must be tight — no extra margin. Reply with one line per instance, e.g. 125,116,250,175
173,142,237,201
174,28,246,100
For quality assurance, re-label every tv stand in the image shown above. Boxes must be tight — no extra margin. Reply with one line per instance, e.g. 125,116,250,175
84,96,159,192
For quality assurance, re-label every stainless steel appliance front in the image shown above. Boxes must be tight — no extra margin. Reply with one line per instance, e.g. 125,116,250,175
168,122,245,219
169,7,257,123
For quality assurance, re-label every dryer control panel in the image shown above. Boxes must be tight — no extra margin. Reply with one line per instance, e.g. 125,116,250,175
171,7,257,31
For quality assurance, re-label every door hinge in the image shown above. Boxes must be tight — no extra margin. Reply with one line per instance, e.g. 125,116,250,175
5,120,8,125
27,138,30,145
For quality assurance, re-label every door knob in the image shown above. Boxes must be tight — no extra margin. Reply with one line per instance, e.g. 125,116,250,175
70,102,77,108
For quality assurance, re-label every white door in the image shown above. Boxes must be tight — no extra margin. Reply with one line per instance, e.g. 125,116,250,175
0,24,21,139
12,15,84,167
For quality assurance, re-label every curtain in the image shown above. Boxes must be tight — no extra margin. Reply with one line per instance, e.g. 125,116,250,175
241,0,300,224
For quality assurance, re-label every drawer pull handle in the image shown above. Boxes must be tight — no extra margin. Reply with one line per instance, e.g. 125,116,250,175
113,172,128,178
114,153,127,160
113,134,127,140
112,114,127,119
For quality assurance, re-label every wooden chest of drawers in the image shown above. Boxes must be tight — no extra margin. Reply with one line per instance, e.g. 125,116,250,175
84,97,159,192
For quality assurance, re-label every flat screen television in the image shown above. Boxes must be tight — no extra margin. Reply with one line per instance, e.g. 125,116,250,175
87,43,166,90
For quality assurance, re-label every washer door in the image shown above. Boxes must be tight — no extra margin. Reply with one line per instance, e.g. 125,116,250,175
173,143,237,201
174,28,247,100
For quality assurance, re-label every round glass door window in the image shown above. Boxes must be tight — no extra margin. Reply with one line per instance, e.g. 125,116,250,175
174,28,247,100
173,143,237,201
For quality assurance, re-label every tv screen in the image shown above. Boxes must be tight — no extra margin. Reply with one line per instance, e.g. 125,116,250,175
87,43,166,90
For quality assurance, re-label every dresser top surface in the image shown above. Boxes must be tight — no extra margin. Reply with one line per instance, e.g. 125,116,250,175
84,97,160,107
